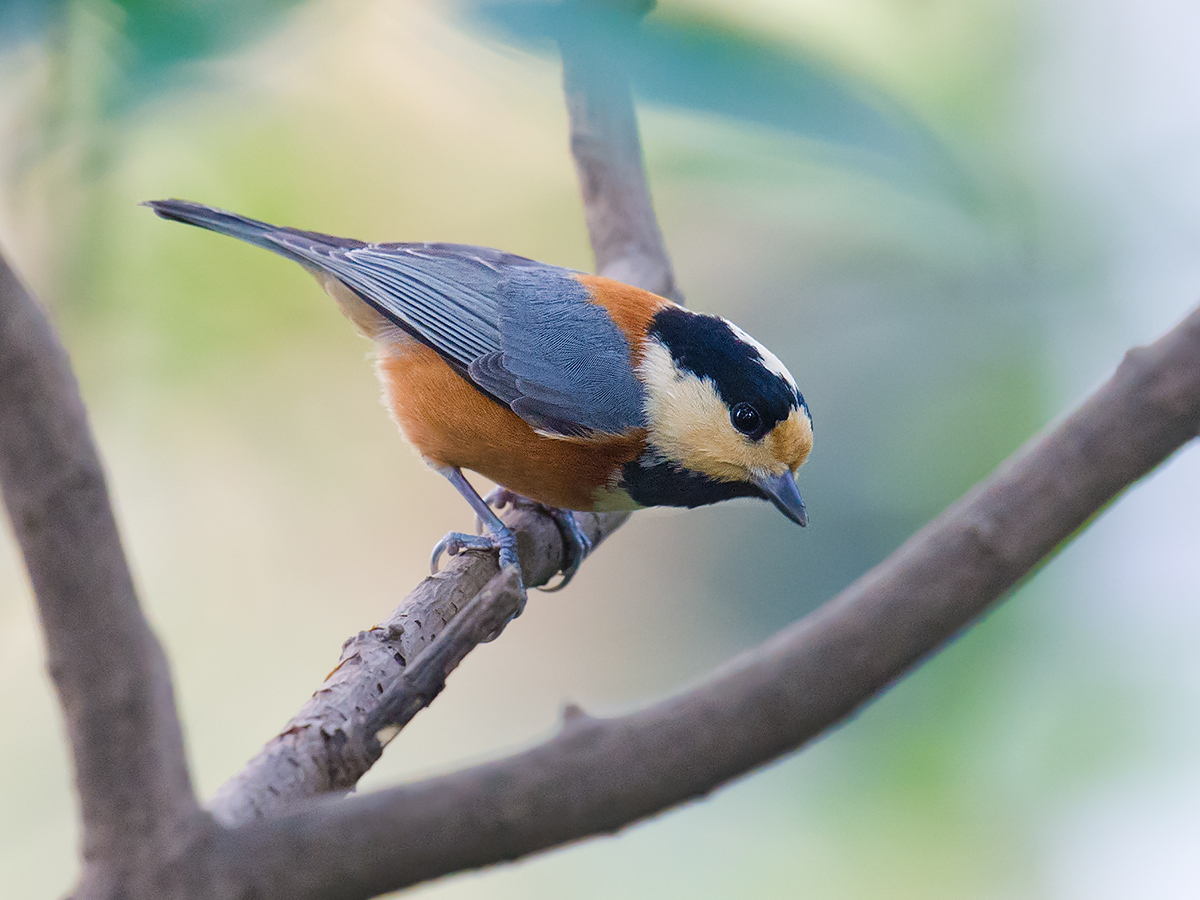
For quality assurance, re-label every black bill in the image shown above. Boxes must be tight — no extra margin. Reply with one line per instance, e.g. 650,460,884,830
754,470,808,527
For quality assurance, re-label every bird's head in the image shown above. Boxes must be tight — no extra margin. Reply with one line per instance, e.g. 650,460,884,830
637,306,813,525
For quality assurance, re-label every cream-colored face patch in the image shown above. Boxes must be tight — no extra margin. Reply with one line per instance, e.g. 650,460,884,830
638,339,811,483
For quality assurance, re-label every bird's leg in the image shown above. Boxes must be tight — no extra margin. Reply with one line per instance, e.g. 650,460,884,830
431,468,525,611
482,488,592,592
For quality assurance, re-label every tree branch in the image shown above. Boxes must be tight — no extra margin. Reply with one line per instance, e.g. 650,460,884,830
0,251,203,884
221,306,1200,899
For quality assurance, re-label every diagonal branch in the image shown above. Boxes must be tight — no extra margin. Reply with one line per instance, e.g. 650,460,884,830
218,306,1200,899
0,252,202,880
208,509,627,825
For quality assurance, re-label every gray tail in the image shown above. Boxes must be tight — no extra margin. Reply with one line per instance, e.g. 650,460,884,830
143,199,366,264
144,199,282,250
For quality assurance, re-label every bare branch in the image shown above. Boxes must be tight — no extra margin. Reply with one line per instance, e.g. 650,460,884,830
0,252,202,879
222,306,1200,900
209,510,626,826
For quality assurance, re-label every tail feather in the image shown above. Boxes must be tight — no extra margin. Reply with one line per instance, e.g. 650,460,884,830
143,199,366,263
143,199,282,249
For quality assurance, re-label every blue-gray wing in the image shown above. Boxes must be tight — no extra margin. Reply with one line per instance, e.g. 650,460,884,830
480,266,645,437
267,232,645,438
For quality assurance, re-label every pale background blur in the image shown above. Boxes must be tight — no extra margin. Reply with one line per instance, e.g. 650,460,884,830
2,0,1200,897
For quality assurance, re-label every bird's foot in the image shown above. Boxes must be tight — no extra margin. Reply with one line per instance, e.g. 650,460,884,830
482,489,592,592
429,528,516,568
429,466,527,626
429,526,526,631
431,524,523,597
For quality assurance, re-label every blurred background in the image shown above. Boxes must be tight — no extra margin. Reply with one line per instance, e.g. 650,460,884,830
2,0,1200,897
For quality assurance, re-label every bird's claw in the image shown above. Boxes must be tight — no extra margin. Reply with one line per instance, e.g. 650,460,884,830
478,490,592,592
539,507,592,592
429,526,526,629
431,528,521,576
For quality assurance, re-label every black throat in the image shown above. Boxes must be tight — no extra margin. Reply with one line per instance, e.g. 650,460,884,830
622,453,764,510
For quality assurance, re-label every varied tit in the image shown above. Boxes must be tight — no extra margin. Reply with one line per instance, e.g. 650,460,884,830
147,199,813,590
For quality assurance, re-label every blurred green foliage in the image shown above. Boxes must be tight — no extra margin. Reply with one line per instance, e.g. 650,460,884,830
473,0,941,171
2,0,303,91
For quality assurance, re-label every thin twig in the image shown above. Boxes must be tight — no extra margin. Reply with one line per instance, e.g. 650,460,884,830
560,0,681,301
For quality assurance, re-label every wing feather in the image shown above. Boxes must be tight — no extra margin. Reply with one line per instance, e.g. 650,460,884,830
495,267,645,436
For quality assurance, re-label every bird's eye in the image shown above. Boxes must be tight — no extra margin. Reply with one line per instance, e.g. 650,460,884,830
731,402,762,435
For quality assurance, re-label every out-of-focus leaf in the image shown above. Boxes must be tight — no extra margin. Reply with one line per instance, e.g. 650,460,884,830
0,0,61,44
110,0,301,91
470,1,942,170
1,0,303,109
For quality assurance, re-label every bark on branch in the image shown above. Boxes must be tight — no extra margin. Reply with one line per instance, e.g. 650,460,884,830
208,510,627,825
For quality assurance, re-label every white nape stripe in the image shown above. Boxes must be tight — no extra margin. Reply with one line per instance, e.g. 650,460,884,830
637,337,790,482
723,318,797,390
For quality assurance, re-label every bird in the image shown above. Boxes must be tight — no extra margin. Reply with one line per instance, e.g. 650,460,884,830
147,199,813,595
